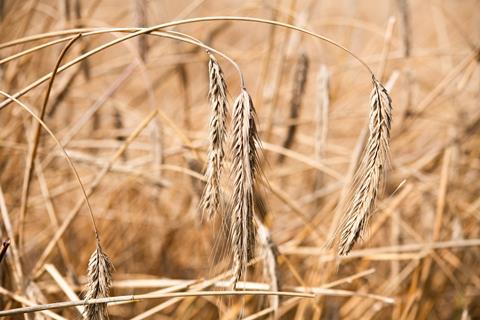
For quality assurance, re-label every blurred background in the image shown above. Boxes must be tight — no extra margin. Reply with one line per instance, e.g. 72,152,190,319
0,0,479,319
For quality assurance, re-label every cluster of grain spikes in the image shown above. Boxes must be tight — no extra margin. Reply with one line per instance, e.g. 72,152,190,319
337,76,393,256
200,52,262,286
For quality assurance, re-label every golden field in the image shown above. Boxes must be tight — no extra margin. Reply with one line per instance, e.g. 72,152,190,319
0,0,479,319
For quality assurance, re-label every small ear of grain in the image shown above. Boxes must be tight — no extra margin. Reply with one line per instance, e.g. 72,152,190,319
201,54,229,220
338,77,392,256
230,89,260,286
84,245,114,320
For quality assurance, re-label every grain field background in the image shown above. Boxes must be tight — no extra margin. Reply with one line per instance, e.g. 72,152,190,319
0,0,479,319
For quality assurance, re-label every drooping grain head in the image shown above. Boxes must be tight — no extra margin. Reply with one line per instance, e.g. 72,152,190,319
230,89,260,286
201,53,229,220
84,245,114,320
338,77,392,256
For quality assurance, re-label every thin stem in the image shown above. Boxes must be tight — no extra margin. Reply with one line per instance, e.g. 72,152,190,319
17,34,85,250
0,27,245,110
0,240,10,264
0,35,78,65
0,28,244,85
0,91,100,241
0,16,376,110
0,290,315,317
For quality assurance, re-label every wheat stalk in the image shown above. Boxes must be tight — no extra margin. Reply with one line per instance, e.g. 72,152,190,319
84,244,114,320
201,53,229,220
133,0,148,61
314,64,330,190
230,89,260,286
279,53,309,163
257,221,280,312
338,77,392,256
314,64,330,163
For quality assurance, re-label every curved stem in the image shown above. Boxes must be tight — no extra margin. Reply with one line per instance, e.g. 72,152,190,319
0,290,314,317
161,16,374,75
0,15,375,92
0,91,100,240
153,30,245,87
0,28,242,81
18,34,92,250
0,18,372,75
0,27,247,110
0,35,78,65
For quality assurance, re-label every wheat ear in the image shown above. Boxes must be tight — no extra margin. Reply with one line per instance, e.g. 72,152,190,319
201,53,229,219
84,243,114,320
231,89,260,286
338,77,392,255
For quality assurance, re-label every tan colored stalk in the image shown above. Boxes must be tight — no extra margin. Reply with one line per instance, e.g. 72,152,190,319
17,35,81,251
257,221,280,313
0,16,374,111
313,64,330,191
133,0,148,61
279,53,309,163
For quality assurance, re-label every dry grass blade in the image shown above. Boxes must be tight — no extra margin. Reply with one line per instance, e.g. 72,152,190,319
230,89,261,286
338,77,393,256
396,0,411,57
201,53,229,219
0,239,10,264
134,0,148,61
84,244,114,320
279,53,309,163
257,221,280,312
17,34,81,250
314,64,330,191
314,64,330,162
0,290,314,317
0,1,4,21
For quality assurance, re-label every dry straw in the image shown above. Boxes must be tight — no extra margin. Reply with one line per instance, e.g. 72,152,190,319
338,77,393,255
201,53,229,220
0,35,116,320
279,53,309,163
314,64,330,163
133,0,148,61
0,89,116,319
314,64,330,190
230,89,261,285
257,221,280,312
